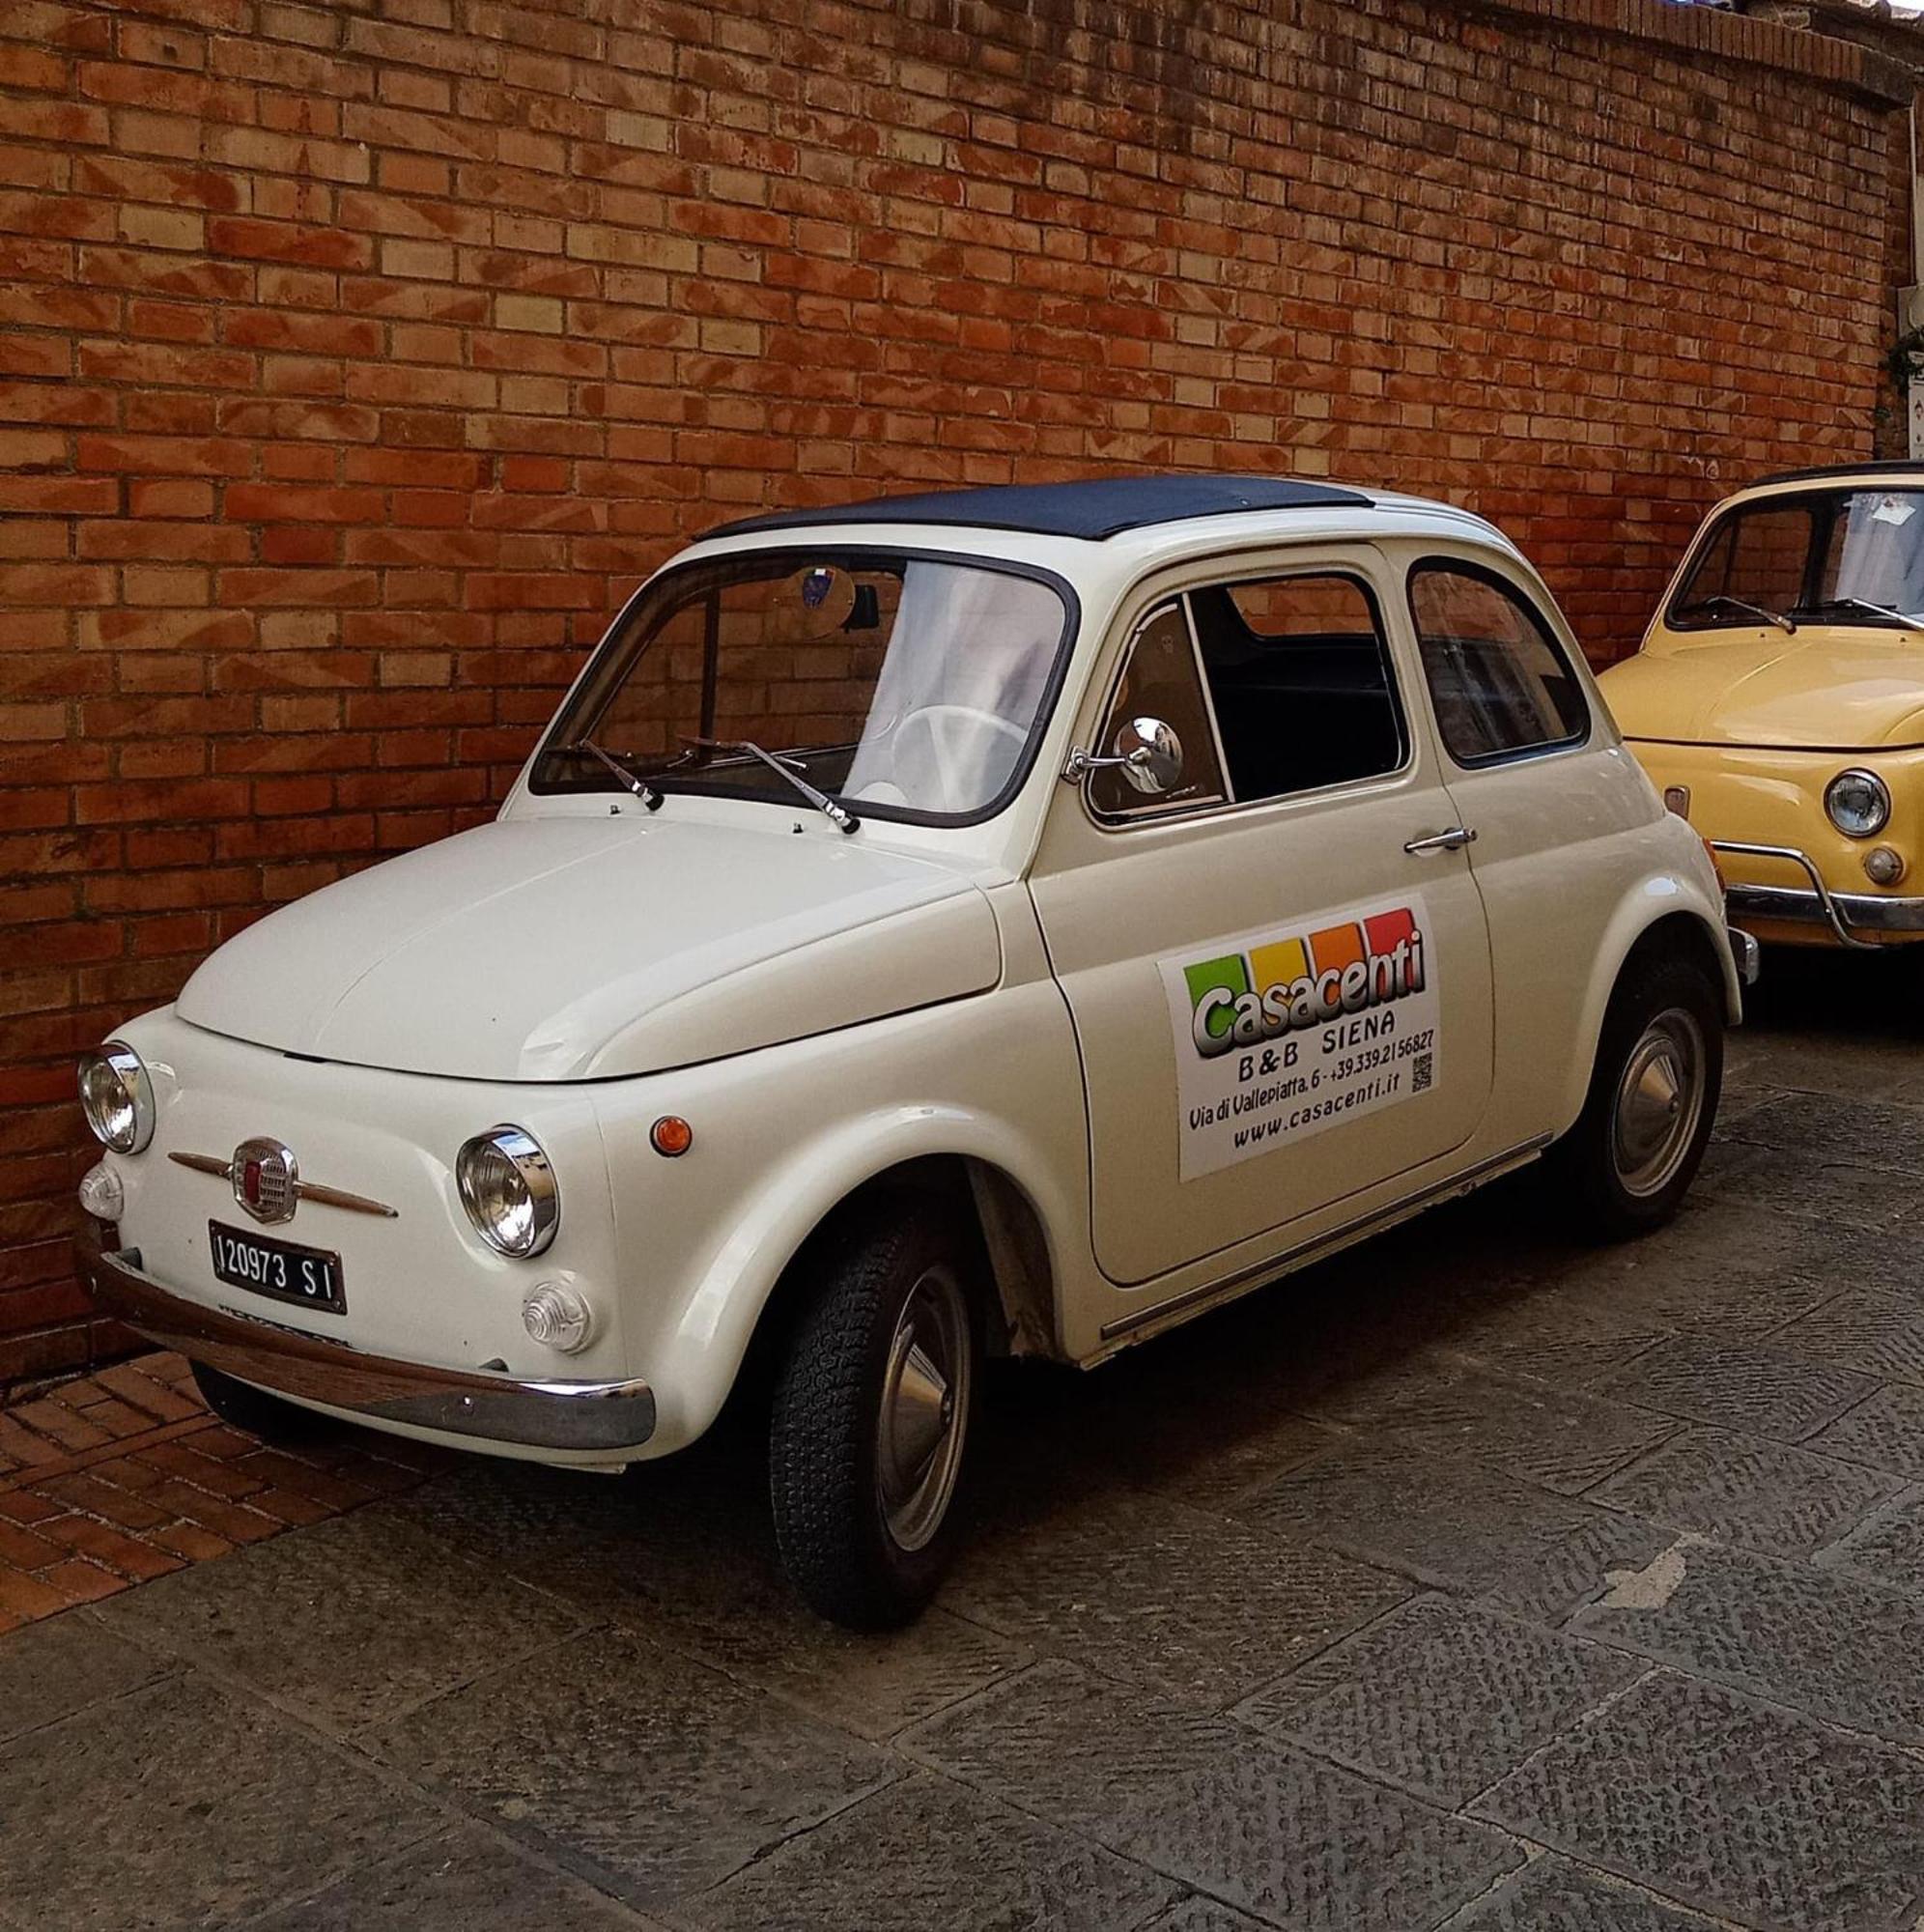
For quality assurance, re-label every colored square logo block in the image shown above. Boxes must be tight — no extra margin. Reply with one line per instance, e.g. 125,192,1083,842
1307,922,1365,976
1364,907,1416,954
1249,936,1310,993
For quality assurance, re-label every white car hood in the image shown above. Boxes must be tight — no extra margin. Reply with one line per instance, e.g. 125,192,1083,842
175,814,1002,1081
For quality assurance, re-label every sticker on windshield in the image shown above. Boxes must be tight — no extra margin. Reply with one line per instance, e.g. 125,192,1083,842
1162,894,1441,1180
1872,497,1916,526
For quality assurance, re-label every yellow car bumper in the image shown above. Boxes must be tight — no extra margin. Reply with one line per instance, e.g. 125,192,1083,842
1627,739,1924,948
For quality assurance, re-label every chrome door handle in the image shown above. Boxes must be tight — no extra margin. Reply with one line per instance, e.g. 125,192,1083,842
1403,826,1476,855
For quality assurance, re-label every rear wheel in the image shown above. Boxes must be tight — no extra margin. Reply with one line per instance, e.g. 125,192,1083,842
189,1361,328,1442
1546,947,1723,1240
768,1198,981,1630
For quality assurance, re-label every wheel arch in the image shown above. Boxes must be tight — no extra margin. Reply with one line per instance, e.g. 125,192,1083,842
1554,886,1736,1139
658,1110,1077,1447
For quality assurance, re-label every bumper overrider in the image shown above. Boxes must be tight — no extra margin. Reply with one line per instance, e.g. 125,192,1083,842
77,1228,656,1453
1713,840,1924,952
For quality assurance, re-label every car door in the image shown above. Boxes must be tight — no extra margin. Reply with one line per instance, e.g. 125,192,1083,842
1029,547,1496,1287
1399,549,1633,1140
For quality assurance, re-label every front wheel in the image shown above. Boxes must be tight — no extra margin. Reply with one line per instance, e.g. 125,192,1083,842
768,1200,981,1630
1545,948,1723,1240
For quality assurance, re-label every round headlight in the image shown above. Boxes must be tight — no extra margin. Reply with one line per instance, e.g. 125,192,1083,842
76,1041,154,1154
456,1124,558,1257
1825,768,1890,839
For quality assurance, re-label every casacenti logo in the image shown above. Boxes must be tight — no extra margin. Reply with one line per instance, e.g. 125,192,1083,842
1184,907,1426,1060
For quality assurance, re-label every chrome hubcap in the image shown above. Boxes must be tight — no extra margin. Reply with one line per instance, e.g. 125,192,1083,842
876,1264,971,1552
1612,1007,1706,1198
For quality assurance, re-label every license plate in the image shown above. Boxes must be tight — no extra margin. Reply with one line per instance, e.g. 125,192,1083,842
208,1220,345,1315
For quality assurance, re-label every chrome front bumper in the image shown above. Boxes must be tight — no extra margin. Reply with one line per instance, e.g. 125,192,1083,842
1712,840,1924,951
78,1232,656,1453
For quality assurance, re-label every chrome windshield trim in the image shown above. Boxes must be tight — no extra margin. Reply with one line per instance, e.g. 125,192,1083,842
167,1151,399,1219
77,1234,654,1453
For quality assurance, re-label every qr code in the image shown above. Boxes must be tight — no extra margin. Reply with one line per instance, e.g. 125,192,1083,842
1411,1053,1433,1094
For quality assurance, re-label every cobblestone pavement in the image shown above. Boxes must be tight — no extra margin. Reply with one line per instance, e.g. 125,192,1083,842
6,948,1924,1931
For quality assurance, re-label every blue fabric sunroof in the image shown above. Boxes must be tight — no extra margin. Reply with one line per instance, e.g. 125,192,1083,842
709,473,1373,543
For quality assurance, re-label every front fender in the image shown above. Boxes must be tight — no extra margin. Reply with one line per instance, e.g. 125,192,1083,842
589,980,1089,1453
1553,867,1737,1137
668,1106,1077,1422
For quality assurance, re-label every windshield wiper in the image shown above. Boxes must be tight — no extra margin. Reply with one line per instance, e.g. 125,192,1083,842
682,735,859,834
569,738,663,810
1697,593,1797,636
1807,595,1924,635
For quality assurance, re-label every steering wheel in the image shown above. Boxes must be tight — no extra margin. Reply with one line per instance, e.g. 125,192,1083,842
891,704,1027,812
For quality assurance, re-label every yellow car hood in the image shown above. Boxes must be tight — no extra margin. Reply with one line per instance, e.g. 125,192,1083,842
1601,634,1924,750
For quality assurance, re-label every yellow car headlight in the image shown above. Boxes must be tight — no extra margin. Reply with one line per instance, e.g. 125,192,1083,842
1825,768,1890,839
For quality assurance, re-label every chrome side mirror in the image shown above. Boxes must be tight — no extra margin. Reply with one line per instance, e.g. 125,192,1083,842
1061,715,1185,793
1113,715,1183,795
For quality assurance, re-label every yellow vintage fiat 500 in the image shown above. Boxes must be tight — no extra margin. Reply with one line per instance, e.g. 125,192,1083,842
1601,463,1924,948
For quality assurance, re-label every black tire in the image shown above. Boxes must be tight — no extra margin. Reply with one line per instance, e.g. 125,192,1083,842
1545,946,1724,1241
190,1361,328,1441
769,1197,982,1630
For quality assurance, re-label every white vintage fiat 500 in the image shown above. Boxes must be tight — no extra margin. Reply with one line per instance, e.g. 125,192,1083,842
76,475,1745,1626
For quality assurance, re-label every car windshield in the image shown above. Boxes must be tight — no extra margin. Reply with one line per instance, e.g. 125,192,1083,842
531,551,1073,823
1671,488,1924,628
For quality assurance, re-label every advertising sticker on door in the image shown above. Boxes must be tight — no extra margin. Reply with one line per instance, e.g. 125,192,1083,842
1161,894,1441,1180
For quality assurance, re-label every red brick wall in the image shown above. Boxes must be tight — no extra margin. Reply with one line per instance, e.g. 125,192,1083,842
0,0,1910,1378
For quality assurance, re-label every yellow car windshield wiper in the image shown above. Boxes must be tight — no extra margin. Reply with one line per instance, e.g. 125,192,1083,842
1810,595,1924,635
569,738,663,810
1700,593,1797,636
682,735,859,835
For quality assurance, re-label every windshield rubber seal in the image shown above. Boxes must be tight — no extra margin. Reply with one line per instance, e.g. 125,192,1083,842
525,543,1082,831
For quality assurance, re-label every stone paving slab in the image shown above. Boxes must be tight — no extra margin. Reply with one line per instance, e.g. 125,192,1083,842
1450,1855,1741,1929
0,1609,166,1745
1767,1287,1924,1385
939,1489,1409,1706
1717,1090,1924,1173
0,1673,441,1932
1473,1671,1924,1931
368,1627,894,1914
1695,1134,1924,1229
1588,1425,1902,1560
671,1771,1177,1932
1573,1538,1924,1746
1298,1353,1677,1493
1231,1439,1672,1622
1815,1488,1924,1593
246,1830,662,1932
907,1660,1523,1932
1597,1337,1880,1443
1801,1380,1924,1479
1233,1594,1640,1809
1456,1200,1839,1345
1139,1902,1273,1932
94,1503,592,1738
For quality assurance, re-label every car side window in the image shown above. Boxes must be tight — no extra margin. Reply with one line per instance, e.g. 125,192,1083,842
1089,602,1228,818
1188,574,1407,801
1407,560,1590,767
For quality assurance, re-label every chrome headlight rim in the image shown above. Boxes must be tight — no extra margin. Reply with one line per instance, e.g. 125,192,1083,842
76,1040,155,1154
456,1123,559,1259
1825,766,1891,840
